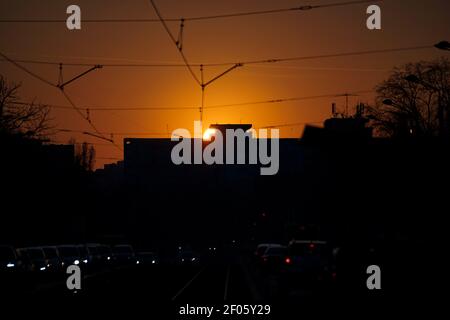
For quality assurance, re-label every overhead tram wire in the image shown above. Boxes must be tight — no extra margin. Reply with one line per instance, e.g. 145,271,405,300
0,58,191,67
57,120,328,138
203,45,435,67
8,101,199,111
0,51,121,149
0,51,56,86
0,44,436,69
149,0,201,86
10,89,374,112
51,89,372,138
59,90,103,138
206,90,374,109
257,121,324,129
55,92,122,150
52,91,123,149
58,128,168,136
0,0,381,24
49,140,118,147
182,0,381,21
148,0,243,122
97,157,122,161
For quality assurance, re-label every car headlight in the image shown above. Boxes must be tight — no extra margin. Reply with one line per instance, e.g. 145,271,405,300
83,259,88,264
74,260,80,265
6,263,15,268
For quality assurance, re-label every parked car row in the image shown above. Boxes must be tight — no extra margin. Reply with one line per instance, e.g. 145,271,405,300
0,244,158,274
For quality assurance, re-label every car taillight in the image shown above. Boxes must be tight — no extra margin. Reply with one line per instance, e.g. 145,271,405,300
285,257,291,264
309,243,315,249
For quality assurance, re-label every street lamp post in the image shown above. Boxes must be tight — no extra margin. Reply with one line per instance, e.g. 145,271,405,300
382,99,415,136
433,40,450,137
405,74,446,137
434,41,450,51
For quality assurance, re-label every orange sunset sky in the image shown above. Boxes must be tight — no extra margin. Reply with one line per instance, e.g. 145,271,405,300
1,0,449,168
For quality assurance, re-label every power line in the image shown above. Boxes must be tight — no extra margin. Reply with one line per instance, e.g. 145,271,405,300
0,0,381,24
59,89,121,149
0,58,189,67
186,0,380,21
8,101,199,111
57,126,317,137
0,51,56,86
9,89,373,112
0,50,121,150
257,121,323,129
7,101,73,110
149,0,201,86
96,157,122,160
57,128,167,136
0,50,107,140
1,44,435,68
58,125,329,137
149,0,243,122
49,140,118,147
54,120,328,141
204,45,434,67
206,90,373,109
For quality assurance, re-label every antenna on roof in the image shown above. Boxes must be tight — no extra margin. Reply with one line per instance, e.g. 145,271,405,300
356,103,365,117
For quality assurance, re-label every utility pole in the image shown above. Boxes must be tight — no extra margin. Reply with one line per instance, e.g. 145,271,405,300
198,63,242,122
200,65,204,123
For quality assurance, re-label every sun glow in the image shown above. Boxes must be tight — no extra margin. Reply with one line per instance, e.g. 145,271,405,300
203,128,217,141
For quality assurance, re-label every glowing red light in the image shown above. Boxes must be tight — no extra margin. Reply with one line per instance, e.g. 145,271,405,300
309,243,315,249
285,257,291,264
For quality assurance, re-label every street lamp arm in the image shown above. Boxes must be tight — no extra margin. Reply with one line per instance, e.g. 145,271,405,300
435,41,450,51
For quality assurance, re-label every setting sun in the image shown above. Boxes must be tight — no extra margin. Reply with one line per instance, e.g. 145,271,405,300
203,128,217,141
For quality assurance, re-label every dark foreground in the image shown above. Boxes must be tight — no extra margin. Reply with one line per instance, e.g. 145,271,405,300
1,247,435,318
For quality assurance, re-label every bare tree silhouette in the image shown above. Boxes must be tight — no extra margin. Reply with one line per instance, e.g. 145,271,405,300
0,75,52,138
368,58,450,138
